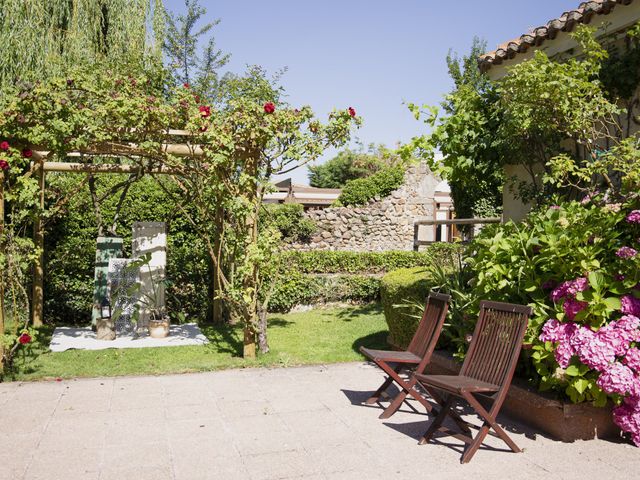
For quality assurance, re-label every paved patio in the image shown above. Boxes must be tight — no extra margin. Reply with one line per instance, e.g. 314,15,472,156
0,362,637,480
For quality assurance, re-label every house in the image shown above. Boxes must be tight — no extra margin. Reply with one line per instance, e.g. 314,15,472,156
479,0,640,220
263,178,341,209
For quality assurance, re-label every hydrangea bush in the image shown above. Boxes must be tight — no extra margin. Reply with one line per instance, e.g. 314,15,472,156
466,199,640,444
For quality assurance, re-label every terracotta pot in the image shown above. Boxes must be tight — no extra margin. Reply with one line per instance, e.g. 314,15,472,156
148,318,170,338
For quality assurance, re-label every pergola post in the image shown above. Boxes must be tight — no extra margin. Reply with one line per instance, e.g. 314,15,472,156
31,161,45,327
0,170,5,366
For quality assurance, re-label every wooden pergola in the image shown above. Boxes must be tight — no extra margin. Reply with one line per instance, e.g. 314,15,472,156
0,130,204,361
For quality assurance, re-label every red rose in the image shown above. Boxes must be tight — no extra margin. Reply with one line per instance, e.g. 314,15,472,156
22,148,33,158
18,333,31,345
0,159,9,171
198,105,211,118
183,83,190,89
348,107,356,117
0,141,9,150
264,102,275,114
200,125,208,132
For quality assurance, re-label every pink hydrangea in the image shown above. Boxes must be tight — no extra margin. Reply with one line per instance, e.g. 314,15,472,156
550,277,588,303
572,326,616,370
625,348,640,373
563,297,588,320
617,247,638,259
613,396,640,446
596,362,638,396
622,295,640,317
539,320,579,367
626,210,640,224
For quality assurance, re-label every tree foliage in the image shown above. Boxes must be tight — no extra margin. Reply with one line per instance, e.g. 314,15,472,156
308,144,404,188
163,0,230,98
401,37,503,220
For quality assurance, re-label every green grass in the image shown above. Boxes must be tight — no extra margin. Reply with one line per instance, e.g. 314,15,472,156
5,304,388,382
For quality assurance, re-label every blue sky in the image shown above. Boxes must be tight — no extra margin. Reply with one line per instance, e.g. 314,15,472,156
164,0,583,184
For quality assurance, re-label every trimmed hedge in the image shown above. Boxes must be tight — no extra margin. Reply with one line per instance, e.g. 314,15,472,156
380,266,435,349
268,274,381,313
277,243,460,274
268,244,461,313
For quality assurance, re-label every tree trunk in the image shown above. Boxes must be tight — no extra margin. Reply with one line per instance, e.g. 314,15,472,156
243,325,256,359
257,303,269,354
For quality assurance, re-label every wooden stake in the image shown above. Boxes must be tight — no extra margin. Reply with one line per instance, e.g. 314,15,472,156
31,163,45,327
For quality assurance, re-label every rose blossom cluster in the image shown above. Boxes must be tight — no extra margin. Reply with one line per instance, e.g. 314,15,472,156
550,277,589,320
540,314,640,445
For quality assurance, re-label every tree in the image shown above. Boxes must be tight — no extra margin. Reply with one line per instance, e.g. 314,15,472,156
308,144,404,188
0,0,165,88
158,69,359,357
401,37,504,220
163,0,229,98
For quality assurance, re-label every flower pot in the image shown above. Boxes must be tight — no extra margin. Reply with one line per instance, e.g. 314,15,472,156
148,317,170,338
96,319,116,341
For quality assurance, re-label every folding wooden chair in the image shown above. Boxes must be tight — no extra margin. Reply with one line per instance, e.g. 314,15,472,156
359,291,450,419
414,301,531,463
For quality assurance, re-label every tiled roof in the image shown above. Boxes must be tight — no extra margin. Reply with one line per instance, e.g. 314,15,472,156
478,0,636,72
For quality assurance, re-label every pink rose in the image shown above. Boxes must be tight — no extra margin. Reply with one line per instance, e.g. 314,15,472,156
263,102,275,114
348,107,356,117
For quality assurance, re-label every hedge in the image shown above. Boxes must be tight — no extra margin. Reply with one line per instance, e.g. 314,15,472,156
268,244,461,312
379,266,436,349
277,243,460,274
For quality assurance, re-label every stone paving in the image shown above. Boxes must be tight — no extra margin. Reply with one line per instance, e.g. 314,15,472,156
0,362,638,480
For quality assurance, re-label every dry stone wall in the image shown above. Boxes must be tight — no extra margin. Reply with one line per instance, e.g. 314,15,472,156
290,163,440,252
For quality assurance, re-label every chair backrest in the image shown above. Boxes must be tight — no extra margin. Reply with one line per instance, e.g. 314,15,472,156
460,301,532,388
408,292,451,367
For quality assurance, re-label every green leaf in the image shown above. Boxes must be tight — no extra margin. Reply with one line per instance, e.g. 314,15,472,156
565,365,580,376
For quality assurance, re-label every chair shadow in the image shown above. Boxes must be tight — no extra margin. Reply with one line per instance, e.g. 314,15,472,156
351,331,389,355
341,386,433,417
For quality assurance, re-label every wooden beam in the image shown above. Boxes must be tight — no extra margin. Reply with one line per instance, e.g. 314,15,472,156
34,142,204,158
414,217,502,226
31,163,45,327
42,162,179,174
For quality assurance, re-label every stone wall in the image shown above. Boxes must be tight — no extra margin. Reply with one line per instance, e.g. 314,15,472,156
289,163,440,252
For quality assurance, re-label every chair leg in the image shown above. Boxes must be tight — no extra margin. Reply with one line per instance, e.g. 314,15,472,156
460,393,521,463
365,364,402,404
419,396,453,445
379,377,434,419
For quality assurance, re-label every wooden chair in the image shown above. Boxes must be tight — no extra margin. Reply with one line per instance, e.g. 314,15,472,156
414,300,531,463
359,291,450,419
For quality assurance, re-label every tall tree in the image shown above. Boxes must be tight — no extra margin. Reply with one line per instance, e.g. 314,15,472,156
0,0,165,87
163,0,229,98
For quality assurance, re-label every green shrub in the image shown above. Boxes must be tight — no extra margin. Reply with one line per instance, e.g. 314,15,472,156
338,166,405,206
380,266,436,349
261,203,316,243
278,244,461,274
268,273,381,313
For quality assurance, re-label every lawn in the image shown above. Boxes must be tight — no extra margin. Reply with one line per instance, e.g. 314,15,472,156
6,304,388,382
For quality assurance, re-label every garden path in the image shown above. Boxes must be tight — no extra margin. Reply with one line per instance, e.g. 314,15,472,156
0,362,637,479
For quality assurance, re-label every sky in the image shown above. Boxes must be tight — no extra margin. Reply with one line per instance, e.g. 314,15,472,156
164,0,583,185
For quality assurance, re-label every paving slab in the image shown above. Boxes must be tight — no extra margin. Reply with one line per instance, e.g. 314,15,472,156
0,362,636,480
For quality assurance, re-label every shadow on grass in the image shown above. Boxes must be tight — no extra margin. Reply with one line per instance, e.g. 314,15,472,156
268,317,295,328
351,330,389,354
335,303,383,322
199,324,243,357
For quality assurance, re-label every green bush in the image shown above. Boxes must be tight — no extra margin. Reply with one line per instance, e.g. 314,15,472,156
268,273,381,313
338,166,405,206
278,244,461,274
380,266,435,349
260,203,316,243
